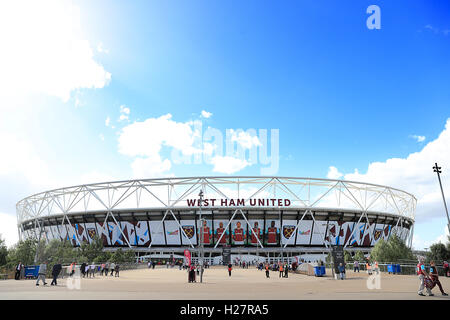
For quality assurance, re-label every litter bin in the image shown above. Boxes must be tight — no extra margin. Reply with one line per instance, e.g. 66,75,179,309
320,266,326,276
387,264,394,274
24,265,39,279
314,266,325,277
395,264,401,274
314,266,322,277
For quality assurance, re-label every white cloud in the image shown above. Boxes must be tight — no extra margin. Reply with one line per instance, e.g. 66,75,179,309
337,118,450,222
211,156,250,174
118,114,207,178
411,135,426,143
120,105,130,115
327,166,343,179
0,213,19,248
229,129,262,149
105,116,111,127
97,42,109,54
118,114,203,158
118,105,131,122
201,110,213,118
99,133,105,141
0,0,111,103
131,156,172,179
0,133,53,187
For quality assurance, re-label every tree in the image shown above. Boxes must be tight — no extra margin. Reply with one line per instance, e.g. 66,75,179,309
78,236,104,263
427,242,450,263
354,251,365,262
0,235,8,266
111,248,125,263
370,235,415,263
344,251,353,262
7,239,37,267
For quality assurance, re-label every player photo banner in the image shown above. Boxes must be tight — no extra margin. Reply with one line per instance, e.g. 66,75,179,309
214,219,230,246
265,219,280,245
197,219,212,245
231,220,246,245
248,219,263,246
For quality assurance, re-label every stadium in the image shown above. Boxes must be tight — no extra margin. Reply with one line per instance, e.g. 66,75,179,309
16,177,416,264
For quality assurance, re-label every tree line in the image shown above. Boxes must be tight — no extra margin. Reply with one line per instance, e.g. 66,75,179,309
0,234,136,274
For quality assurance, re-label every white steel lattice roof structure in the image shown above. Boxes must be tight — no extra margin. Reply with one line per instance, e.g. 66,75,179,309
17,177,416,250
17,176,416,223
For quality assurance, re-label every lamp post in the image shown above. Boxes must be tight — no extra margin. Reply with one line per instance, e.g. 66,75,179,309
198,190,204,283
433,163,450,236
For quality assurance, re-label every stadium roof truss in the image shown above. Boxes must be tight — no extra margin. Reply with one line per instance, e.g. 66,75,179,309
16,177,417,248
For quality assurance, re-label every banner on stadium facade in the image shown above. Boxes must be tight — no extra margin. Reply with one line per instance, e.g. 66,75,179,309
184,249,191,267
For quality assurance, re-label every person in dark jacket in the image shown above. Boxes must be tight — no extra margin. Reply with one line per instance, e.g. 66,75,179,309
80,262,87,278
15,262,22,280
429,261,448,296
51,263,62,286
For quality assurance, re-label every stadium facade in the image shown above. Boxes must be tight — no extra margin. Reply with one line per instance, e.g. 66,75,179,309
16,177,416,263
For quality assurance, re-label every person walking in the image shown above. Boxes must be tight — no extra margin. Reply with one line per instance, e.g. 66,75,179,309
36,261,48,286
15,262,22,280
110,262,116,276
51,263,62,286
279,263,284,278
284,263,289,278
354,260,360,273
429,261,448,296
444,261,449,277
338,263,345,280
89,263,96,278
100,263,106,276
417,257,433,296
104,262,109,276
114,264,120,277
228,263,232,277
366,262,372,275
265,264,270,278
80,262,86,278
69,262,76,277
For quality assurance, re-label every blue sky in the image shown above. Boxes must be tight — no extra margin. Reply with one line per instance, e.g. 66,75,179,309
0,0,449,249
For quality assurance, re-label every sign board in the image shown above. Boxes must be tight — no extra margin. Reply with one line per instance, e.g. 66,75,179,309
222,245,231,265
331,245,345,275
183,249,191,267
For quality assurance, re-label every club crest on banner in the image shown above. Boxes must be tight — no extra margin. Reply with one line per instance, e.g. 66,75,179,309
88,228,97,239
374,229,382,241
182,226,195,239
283,225,295,239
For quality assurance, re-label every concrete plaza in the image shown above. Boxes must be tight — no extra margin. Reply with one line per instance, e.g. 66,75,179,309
1,266,449,300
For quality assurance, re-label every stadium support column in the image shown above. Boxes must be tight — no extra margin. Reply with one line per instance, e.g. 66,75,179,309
199,190,204,283
433,163,450,236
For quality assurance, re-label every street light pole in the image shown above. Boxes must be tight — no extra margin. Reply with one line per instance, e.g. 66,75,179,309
433,163,450,236
199,190,204,283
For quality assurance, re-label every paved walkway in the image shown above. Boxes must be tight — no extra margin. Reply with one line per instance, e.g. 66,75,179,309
1,266,449,300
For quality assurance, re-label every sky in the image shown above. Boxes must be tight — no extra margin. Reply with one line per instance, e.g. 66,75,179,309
0,0,449,249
